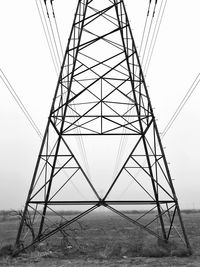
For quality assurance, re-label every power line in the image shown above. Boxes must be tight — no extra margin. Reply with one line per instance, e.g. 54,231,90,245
140,11,154,67
144,0,168,75
43,0,62,67
0,68,43,139
50,1,64,58
139,1,151,56
35,0,59,74
140,0,158,67
161,73,200,137
143,0,165,73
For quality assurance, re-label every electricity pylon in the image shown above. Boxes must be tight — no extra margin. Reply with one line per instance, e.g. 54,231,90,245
16,0,191,254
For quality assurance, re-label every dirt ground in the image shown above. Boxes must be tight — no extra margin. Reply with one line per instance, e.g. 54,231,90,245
1,254,200,267
0,211,200,266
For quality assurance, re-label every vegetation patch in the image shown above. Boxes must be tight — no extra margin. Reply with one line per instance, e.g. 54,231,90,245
0,210,199,266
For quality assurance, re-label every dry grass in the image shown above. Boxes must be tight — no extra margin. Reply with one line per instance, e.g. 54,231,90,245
0,210,200,266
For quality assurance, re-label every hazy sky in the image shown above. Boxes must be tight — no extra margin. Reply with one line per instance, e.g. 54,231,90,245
0,0,200,210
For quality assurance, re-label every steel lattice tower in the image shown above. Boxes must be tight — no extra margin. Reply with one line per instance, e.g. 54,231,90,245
16,0,191,254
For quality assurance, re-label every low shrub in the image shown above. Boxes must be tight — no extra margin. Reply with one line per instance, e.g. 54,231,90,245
0,244,13,257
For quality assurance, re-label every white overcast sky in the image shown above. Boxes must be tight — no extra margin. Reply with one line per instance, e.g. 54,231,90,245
0,0,200,210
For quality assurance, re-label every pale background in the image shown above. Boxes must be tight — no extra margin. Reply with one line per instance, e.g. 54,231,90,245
0,0,200,209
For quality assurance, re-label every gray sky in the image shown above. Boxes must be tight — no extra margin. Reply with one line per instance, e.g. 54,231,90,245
0,0,200,210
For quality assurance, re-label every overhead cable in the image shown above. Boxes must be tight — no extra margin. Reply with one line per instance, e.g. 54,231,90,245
50,0,64,57
144,0,168,75
141,0,158,67
161,73,200,137
35,0,59,74
139,0,152,56
0,68,43,139
53,14,64,57
42,0,62,66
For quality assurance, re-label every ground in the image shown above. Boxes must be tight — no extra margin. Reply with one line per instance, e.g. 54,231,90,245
0,210,200,266
1,255,200,267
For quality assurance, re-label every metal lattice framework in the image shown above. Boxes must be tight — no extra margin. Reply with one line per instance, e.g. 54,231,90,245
16,0,191,254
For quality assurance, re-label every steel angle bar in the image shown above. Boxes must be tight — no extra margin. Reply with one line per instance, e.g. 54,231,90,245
50,122,100,200
124,168,155,201
135,205,157,222
15,204,99,255
49,168,80,201
166,205,177,240
105,204,163,240
101,117,140,135
29,200,175,205
129,156,175,200
66,54,134,111
103,121,152,200
76,3,115,27
83,5,116,27
144,204,176,229
63,117,100,134
52,157,74,178
69,25,127,53
74,51,126,78
88,4,121,26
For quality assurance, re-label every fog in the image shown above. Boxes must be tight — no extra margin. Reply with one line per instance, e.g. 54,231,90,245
0,0,200,210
